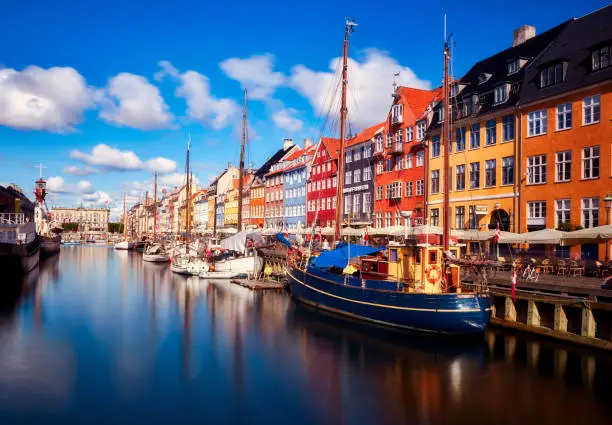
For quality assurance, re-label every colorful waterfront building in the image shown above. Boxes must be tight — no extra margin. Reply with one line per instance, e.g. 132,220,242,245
248,177,265,229
192,189,208,233
342,123,382,225
425,22,567,234
306,137,340,228
373,87,440,229
283,140,317,231
216,193,225,230
517,6,612,260
224,179,239,227
264,139,299,229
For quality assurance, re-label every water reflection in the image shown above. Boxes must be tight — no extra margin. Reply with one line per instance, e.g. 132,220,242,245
0,246,610,425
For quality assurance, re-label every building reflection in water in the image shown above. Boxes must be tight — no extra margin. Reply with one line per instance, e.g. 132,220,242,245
0,246,611,425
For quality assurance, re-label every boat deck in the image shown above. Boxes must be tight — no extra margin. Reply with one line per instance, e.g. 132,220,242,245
231,278,286,291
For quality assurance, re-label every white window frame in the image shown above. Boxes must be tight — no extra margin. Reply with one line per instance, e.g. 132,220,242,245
556,103,572,130
527,155,547,184
353,168,361,183
583,95,600,125
555,199,571,228
416,151,424,167
416,179,424,196
555,151,571,182
582,146,600,179
528,110,548,136
416,120,426,141
406,126,414,142
581,197,600,228
493,84,509,104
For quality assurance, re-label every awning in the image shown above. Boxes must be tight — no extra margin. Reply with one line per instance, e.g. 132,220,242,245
341,227,365,237
312,242,384,269
456,229,518,241
564,224,612,244
498,228,568,245
220,230,263,252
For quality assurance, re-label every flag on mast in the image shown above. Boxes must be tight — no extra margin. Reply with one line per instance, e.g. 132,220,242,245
494,222,501,244
511,269,518,302
364,225,369,242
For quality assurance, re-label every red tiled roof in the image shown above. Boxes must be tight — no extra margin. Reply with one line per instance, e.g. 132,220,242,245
397,86,443,118
345,121,386,147
320,137,341,159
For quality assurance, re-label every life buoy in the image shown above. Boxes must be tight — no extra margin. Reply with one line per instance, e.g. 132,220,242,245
425,264,442,284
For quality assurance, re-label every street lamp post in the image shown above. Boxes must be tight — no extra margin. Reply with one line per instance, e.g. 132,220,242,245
604,192,612,261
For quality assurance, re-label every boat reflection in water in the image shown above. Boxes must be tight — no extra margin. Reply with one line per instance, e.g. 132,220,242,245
0,246,610,425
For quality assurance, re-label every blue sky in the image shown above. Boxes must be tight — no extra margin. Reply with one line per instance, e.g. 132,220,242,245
0,0,607,218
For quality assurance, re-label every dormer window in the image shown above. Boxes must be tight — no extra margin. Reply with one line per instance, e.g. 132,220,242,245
391,104,403,124
539,62,566,88
494,84,510,104
592,45,610,71
508,59,520,75
478,73,492,85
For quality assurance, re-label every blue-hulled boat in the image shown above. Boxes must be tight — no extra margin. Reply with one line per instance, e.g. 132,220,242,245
286,243,492,335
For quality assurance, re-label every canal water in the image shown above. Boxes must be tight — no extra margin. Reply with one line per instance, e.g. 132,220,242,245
1,246,611,425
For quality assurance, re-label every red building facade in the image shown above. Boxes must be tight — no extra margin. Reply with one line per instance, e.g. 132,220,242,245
373,87,441,228
306,137,340,228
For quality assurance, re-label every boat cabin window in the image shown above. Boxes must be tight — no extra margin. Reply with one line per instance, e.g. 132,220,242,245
414,249,421,265
389,248,398,262
429,250,438,264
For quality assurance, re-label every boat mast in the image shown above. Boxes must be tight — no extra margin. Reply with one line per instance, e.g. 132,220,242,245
334,18,356,242
442,36,451,276
153,172,158,240
237,88,247,233
123,193,127,238
145,191,149,238
184,136,191,241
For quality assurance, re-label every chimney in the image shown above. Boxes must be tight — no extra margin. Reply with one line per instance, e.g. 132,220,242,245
513,25,536,47
283,138,294,150
303,137,313,148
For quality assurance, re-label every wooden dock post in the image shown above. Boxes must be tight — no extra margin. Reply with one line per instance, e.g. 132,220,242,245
554,304,568,332
504,296,516,322
527,300,541,327
581,306,596,337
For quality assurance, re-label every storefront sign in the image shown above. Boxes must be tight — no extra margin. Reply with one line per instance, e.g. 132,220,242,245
475,205,488,215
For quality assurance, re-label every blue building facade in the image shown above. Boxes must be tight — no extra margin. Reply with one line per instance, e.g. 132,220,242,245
283,143,316,231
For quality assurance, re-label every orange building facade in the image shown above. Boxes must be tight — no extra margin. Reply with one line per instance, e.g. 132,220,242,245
248,177,265,229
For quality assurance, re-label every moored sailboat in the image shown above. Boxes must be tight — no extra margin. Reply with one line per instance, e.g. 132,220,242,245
114,193,133,250
285,19,492,335
143,173,170,263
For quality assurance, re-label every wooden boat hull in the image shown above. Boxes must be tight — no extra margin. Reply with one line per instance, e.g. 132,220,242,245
0,240,40,276
287,265,492,335
143,254,169,262
199,270,247,279
40,240,60,256
114,241,133,250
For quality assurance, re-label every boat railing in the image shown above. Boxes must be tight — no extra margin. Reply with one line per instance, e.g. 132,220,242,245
0,213,26,226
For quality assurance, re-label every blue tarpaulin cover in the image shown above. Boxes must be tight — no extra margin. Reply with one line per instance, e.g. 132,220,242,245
312,242,384,269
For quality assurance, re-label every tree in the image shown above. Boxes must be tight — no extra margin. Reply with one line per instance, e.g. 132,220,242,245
61,222,79,232
108,222,124,233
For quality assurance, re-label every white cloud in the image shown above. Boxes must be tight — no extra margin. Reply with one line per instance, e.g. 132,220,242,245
0,66,94,132
159,172,200,189
63,165,101,176
46,176,94,195
219,54,285,100
70,144,142,170
145,157,176,174
290,48,431,129
99,73,173,130
82,191,112,208
156,61,239,130
272,108,303,132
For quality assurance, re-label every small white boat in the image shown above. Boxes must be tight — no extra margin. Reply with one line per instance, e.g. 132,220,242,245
143,244,170,262
60,240,81,246
114,240,133,250
171,256,205,275
199,269,246,279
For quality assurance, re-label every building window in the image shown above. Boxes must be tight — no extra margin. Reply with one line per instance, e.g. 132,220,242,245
494,84,508,104
470,124,480,149
406,126,414,142
438,104,444,122
528,110,547,136
539,62,565,88
508,59,520,75
386,157,393,172
363,167,372,181
583,95,600,125
431,170,440,194
395,130,403,144
468,206,478,229
375,213,382,228
555,151,571,182
406,181,413,197
592,46,611,71
405,154,413,169
353,169,361,183
502,156,514,185
430,209,440,226
456,165,465,190
363,145,372,158
582,198,599,228
376,161,383,175
345,196,352,215
582,146,600,179
416,179,424,196
455,127,466,151
385,212,392,227
376,186,383,200
485,159,496,187
528,201,547,225
432,135,440,157
556,103,572,130
502,114,515,141
417,120,426,141
386,133,393,148
345,151,352,163
375,135,383,152
556,199,571,228
416,151,424,167
353,194,360,214
395,156,402,171
353,148,361,161
527,155,547,184
363,193,370,213
387,182,402,199
455,206,465,230
469,162,480,189
485,120,496,145
344,171,352,185
392,104,403,124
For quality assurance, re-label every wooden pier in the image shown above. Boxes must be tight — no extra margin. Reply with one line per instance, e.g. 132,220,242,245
230,278,286,291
